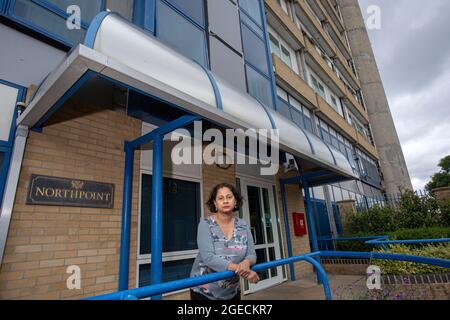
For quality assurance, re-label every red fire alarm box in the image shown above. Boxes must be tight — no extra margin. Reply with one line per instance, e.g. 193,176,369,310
292,212,307,236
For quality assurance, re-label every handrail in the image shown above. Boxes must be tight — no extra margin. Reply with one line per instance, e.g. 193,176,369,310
85,252,332,300
86,248,450,301
318,236,450,251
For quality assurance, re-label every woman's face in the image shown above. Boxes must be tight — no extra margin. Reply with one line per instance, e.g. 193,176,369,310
214,187,236,214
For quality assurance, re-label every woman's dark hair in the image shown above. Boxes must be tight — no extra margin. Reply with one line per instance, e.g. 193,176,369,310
206,183,243,213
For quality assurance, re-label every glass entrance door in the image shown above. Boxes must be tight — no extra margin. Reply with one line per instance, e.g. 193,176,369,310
240,178,283,294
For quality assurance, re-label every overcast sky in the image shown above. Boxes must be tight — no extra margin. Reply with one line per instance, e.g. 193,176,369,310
358,0,450,190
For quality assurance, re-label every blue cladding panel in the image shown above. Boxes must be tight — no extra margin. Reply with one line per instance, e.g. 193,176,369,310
156,0,208,67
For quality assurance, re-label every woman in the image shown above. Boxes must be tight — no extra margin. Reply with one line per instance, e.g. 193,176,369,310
190,183,259,300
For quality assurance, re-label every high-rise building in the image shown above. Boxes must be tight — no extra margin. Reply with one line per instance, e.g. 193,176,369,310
0,0,411,299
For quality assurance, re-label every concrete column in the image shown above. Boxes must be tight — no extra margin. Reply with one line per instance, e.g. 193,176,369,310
337,0,413,194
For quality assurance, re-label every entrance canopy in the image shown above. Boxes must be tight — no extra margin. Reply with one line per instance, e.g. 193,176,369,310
17,12,356,180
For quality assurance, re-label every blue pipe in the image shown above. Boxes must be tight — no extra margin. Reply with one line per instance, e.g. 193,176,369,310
280,182,295,281
118,143,134,291
150,134,164,300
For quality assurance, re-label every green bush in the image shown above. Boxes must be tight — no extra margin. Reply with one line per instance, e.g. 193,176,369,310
347,205,397,234
336,227,450,252
346,190,449,235
373,243,450,275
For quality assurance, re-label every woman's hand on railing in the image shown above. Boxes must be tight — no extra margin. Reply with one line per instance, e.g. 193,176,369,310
246,271,260,284
235,259,252,278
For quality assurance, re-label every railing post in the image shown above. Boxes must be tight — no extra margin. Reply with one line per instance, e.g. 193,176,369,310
150,134,164,300
280,181,296,281
302,179,322,284
118,143,134,291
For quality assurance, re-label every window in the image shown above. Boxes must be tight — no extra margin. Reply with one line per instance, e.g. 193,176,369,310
6,0,104,47
156,0,208,67
239,0,262,27
139,174,201,255
276,0,288,14
241,23,269,76
246,65,274,109
269,33,281,57
165,0,204,26
269,30,297,71
310,75,325,99
239,1,276,111
138,258,195,287
0,80,25,207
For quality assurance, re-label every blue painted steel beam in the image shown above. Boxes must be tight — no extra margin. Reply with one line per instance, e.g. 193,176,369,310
308,176,351,188
33,71,96,130
279,170,334,186
118,143,134,291
195,62,223,110
279,182,295,281
128,115,200,149
150,134,163,300
302,178,322,284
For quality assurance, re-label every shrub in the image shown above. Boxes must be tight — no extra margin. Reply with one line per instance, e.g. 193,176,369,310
336,227,450,252
372,243,450,275
347,205,397,234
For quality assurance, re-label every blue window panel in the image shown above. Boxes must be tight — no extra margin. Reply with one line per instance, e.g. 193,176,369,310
1,0,5,13
241,23,269,76
133,0,155,33
303,116,313,133
239,11,263,38
139,258,195,287
321,129,332,145
8,0,104,46
331,136,339,149
246,65,274,110
140,174,201,255
156,0,208,67
277,97,291,120
290,107,304,129
239,0,262,27
164,0,204,27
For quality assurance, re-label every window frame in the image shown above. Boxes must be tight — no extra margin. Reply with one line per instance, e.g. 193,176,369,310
4,0,106,48
136,168,204,294
0,79,26,208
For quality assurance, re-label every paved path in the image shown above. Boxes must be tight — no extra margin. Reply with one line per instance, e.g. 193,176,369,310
243,274,366,300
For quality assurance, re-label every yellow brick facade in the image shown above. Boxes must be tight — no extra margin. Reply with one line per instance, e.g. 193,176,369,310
0,103,315,300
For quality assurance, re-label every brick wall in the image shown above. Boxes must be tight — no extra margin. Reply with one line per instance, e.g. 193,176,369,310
0,99,142,299
275,170,314,280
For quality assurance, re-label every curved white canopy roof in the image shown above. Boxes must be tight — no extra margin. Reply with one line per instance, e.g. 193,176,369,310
18,12,356,180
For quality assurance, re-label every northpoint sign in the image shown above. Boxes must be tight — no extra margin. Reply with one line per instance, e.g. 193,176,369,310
26,175,114,209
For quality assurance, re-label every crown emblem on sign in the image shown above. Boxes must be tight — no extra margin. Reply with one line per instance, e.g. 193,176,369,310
71,180,84,190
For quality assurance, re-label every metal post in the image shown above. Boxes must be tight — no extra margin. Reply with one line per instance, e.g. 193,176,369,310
302,179,322,284
150,134,163,300
280,181,296,281
119,143,134,291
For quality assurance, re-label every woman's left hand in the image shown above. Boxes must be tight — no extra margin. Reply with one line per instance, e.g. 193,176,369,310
235,259,252,278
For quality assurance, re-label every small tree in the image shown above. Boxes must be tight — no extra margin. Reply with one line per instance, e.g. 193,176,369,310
426,155,450,192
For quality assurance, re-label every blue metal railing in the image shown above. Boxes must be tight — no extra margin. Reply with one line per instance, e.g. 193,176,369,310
85,252,332,300
86,249,450,301
318,236,450,252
